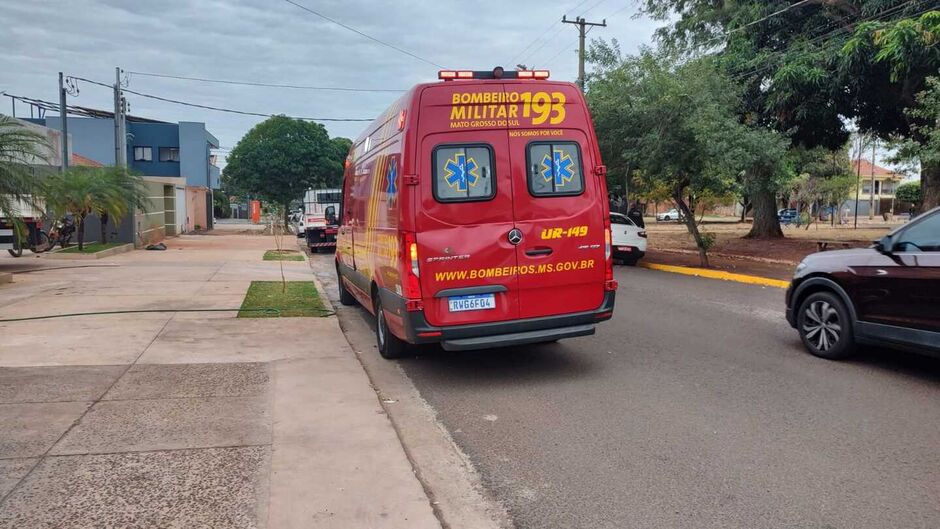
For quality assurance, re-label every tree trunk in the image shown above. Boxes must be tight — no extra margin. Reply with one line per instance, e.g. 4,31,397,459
673,190,709,268
282,201,291,234
922,161,940,212
77,214,86,251
738,199,751,222
99,212,109,244
745,189,784,239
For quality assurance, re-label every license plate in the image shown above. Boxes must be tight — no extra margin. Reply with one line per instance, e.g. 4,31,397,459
448,294,495,312
617,246,632,252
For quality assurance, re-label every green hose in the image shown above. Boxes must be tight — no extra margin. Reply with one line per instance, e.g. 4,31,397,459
0,307,335,323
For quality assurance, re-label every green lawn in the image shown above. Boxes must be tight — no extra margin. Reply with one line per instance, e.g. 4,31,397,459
59,242,124,254
263,249,305,261
238,281,327,318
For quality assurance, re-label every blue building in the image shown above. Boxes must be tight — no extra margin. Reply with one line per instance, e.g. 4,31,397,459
36,116,220,190
25,113,220,238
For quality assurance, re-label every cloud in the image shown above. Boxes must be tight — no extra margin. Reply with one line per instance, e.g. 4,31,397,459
0,0,662,164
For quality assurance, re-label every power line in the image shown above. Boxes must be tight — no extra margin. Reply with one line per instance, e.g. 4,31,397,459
126,71,406,93
510,0,593,67
67,76,375,122
281,0,444,69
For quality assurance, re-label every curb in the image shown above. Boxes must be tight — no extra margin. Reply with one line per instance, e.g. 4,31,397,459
639,262,790,289
43,243,134,260
0,272,12,284
651,247,799,265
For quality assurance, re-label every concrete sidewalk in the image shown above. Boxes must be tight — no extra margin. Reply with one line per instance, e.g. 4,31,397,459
0,234,439,528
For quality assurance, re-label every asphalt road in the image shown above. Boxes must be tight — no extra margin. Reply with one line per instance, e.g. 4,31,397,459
311,253,940,529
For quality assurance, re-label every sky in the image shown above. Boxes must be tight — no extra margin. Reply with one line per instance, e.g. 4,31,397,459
0,0,662,169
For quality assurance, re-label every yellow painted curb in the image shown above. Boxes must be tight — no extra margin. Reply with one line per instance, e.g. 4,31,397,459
639,262,790,289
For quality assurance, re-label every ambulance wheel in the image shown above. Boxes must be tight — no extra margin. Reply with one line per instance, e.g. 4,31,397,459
375,297,406,359
337,271,357,307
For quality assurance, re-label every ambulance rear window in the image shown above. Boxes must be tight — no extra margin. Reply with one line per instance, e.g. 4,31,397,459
527,142,583,196
432,144,495,202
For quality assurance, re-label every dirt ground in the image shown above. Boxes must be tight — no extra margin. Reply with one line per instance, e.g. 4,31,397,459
641,217,903,280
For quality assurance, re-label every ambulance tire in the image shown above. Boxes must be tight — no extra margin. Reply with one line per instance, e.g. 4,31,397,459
375,297,406,359
337,268,357,306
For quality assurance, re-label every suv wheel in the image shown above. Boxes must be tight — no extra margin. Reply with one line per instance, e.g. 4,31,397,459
375,297,406,359
797,292,856,359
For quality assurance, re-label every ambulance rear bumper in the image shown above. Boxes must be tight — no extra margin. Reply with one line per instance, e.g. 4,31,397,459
380,289,616,351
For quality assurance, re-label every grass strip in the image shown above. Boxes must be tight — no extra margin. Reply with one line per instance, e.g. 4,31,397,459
59,242,124,254
263,249,304,261
238,281,327,318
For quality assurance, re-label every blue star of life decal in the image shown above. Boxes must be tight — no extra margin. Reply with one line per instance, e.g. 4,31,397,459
443,152,481,192
386,157,397,195
541,149,576,187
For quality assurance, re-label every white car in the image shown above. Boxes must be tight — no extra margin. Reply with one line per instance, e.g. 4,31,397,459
289,212,306,237
611,213,647,265
656,208,682,222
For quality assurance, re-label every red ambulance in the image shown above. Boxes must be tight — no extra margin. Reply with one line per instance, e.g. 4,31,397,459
335,68,616,358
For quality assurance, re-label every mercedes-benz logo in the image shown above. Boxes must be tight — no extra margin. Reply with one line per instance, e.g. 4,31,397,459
507,228,523,245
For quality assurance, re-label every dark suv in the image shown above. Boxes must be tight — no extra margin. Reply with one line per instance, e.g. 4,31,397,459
786,206,940,359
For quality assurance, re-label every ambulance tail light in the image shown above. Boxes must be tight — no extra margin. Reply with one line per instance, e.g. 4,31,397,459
402,232,423,310
603,222,617,291
604,227,611,261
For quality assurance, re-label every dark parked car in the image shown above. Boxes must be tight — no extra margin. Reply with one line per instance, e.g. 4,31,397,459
786,206,940,359
778,208,799,224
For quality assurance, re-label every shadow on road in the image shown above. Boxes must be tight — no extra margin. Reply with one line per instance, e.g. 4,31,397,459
398,340,599,386
850,346,940,384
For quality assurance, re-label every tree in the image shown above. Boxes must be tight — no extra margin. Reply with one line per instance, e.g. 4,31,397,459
640,1,940,231
895,181,922,210
888,77,940,210
842,11,940,209
587,45,785,264
224,116,346,226
43,167,141,250
0,115,48,228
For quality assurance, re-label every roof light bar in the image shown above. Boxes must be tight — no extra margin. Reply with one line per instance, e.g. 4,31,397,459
438,69,551,81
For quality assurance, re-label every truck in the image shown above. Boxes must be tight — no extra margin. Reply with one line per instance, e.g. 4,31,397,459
303,188,341,252
1,198,46,257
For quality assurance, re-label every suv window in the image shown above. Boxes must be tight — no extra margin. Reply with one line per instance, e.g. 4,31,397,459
527,142,583,196
433,145,495,202
895,211,940,252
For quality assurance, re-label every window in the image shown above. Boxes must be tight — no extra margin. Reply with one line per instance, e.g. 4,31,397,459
159,147,180,162
133,146,152,162
527,142,583,196
610,213,635,226
895,212,940,252
316,191,342,203
432,144,495,202
874,181,881,194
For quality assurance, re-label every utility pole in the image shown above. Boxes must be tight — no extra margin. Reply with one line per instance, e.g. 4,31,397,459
58,72,69,172
114,67,127,168
562,15,606,93
853,135,862,229
868,142,876,220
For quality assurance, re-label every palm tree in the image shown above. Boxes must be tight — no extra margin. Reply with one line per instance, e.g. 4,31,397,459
0,115,49,231
43,166,147,251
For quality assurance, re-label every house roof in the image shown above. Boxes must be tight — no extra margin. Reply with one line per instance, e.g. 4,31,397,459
852,159,900,179
71,153,103,167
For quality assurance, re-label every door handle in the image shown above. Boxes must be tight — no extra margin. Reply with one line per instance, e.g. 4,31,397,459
525,247,553,256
